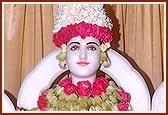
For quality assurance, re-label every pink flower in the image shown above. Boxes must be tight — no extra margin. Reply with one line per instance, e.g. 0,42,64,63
84,23,92,37
91,87,102,96
60,27,70,42
53,34,62,47
41,88,50,96
37,89,49,111
117,101,129,111
64,84,77,95
97,27,105,39
76,80,91,97
53,21,113,47
15,106,20,111
77,80,91,90
76,88,91,97
119,92,131,102
99,27,112,42
67,24,79,38
90,24,97,37
58,77,72,88
117,86,124,92
92,77,109,92
91,77,109,96
37,95,48,111
78,21,87,39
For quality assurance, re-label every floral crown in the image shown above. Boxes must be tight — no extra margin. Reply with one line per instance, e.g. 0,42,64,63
53,4,113,47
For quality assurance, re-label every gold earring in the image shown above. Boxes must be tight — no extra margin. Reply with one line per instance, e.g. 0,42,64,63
56,44,67,69
100,42,111,68
100,52,111,68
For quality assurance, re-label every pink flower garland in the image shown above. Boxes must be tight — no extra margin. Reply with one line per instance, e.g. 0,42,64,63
37,77,131,111
53,21,113,47
37,89,49,111
117,87,131,111
58,77,109,97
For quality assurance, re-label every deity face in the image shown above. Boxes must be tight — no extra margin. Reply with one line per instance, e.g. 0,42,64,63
66,36,101,78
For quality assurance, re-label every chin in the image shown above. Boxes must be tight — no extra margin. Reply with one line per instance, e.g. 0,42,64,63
72,71,96,78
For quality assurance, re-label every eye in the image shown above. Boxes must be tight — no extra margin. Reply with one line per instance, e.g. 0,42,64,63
70,45,80,51
87,45,97,51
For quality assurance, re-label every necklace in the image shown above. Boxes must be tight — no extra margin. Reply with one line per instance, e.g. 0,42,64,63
58,77,109,97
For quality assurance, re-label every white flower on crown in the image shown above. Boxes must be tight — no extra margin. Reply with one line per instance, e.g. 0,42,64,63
53,4,113,33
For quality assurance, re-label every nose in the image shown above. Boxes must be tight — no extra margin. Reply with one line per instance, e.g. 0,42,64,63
79,46,87,60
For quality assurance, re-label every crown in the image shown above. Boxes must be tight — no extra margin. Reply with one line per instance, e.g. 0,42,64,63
53,4,113,47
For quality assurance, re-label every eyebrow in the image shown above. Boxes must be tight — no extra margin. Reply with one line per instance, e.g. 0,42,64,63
68,42,80,46
68,42,99,46
87,42,99,46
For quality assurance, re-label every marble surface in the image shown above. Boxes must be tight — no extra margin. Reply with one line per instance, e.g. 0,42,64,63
3,93,15,112
152,81,165,112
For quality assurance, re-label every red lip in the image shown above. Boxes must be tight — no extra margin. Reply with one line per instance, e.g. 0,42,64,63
76,61,90,66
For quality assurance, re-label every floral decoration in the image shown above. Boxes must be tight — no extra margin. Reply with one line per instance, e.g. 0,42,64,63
53,4,113,34
53,21,113,47
37,89,50,111
61,44,67,52
100,43,111,52
26,77,132,111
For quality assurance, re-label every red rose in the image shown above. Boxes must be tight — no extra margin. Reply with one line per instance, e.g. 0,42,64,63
76,80,91,97
91,87,102,96
37,89,49,111
77,80,91,90
64,84,77,95
91,77,109,96
119,92,131,102
92,77,109,92
76,89,91,97
117,101,129,111
37,95,48,111
58,78,72,88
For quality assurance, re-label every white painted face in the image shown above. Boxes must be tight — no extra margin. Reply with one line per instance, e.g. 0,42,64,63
66,36,101,79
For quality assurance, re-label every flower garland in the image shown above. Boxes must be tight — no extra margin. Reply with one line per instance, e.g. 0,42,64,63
58,77,109,97
27,77,132,111
53,21,113,47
